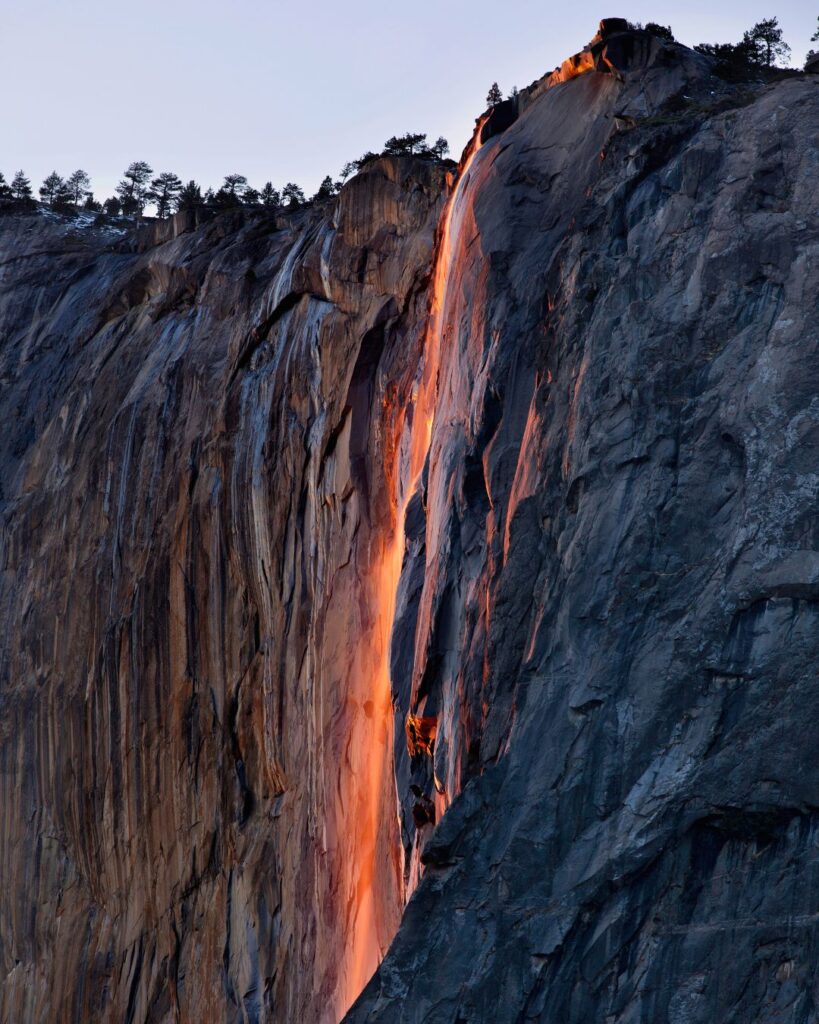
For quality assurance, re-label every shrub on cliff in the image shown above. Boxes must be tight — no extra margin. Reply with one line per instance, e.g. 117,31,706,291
645,22,675,41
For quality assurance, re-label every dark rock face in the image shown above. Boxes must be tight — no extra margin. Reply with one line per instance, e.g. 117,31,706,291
1,27,818,1024
350,44,819,1024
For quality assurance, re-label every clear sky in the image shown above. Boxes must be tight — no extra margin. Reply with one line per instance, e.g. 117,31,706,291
3,1,816,204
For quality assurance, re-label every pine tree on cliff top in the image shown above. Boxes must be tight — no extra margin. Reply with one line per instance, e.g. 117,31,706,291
744,17,790,67
66,169,91,206
39,171,70,208
486,82,503,106
260,182,280,207
149,172,183,218
223,174,248,198
116,161,153,215
176,181,202,212
282,182,305,207
11,171,32,201
313,176,336,201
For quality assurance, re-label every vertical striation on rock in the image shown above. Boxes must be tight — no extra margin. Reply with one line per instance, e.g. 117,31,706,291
1,22,818,1024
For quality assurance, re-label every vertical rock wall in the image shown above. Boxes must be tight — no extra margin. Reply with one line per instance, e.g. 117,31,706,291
0,161,447,1022
1,25,818,1024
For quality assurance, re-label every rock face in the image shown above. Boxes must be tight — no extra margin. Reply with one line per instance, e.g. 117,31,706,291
1,25,818,1024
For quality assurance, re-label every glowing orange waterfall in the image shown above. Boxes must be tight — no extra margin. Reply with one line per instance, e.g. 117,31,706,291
338,120,488,1020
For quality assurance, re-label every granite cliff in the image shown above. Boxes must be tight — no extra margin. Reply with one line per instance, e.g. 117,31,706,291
1,21,818,1024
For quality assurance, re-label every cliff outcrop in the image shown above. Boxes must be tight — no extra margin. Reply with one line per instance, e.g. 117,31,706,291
1,23,818,1024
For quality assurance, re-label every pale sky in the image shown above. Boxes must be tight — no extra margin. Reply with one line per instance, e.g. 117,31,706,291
3,1,816,204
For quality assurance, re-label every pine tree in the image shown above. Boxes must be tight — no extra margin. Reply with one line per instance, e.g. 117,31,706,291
116,161,154,215
384,132,427,156
84,194,102,212
339,161,357,184
260,182,280,207
312,176,336,201
11,171,33,202
431,136,449,159
282,182,305,207
0,172,11,199
744,17,790,67
808,16,819,61
148,172,182,218
66,170,91,206
104,196,122,216
39,171,70,208
211,188,237,209
486,82,503,107
223,174,248,198
243,186,261,206
508,85,519,101
176,181,203,212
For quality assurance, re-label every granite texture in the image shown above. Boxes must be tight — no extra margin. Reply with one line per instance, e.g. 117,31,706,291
1,26,818,1024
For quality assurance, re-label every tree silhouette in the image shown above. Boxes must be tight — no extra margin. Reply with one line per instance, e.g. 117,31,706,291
243,186,261,206
116,161,153,215
431,137,449,159
0,173,11,200
65,170,91,205
282,183,305,207
339,161,357,183
223,174,248,198
176,181,202,212
744,17,790,67
83,194,102,212
384,132,427,156
11,171,33,203
808,16,819,61
260,182,280,207
103,196,122,216
355,151,379,170
697,16,792,74
645,23,675,41
39,171,71,208
149,172,182,218
486,82,503,107
313,176,336,201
